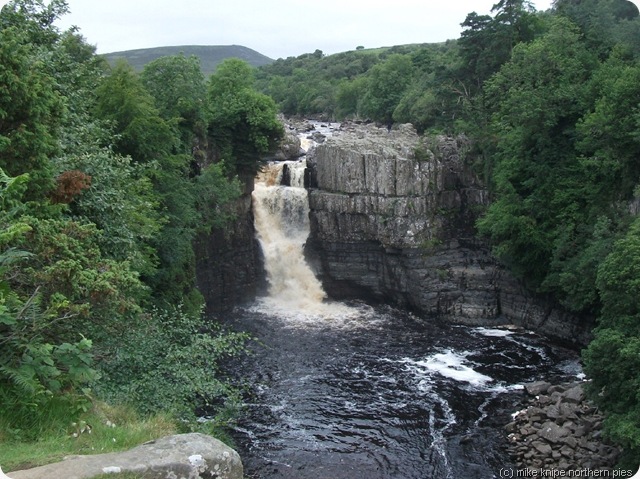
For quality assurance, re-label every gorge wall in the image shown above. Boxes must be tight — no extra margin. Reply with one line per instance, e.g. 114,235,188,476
305,123,593,345
194,175,264,314
194,125,303,314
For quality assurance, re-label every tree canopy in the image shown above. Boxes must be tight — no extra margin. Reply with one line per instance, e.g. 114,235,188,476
0,0,281,441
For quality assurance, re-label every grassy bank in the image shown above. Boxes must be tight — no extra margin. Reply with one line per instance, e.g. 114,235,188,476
0,402,177,473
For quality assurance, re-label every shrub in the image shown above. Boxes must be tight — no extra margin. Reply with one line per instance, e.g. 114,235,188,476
95,304,249,427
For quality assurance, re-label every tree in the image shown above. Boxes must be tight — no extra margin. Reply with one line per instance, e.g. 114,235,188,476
141,54,208,155
94,61,176,163
459,0,540,89
207,58,283,175
583,216,640,467
0,13,63,200
576,48,640,199
360,54,413,126
478,17,597,290
554,0,640,58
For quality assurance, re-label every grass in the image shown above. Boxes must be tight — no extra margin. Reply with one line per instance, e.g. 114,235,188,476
0,402,177,473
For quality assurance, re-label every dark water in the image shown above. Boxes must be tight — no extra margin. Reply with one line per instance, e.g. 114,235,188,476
223,300,581,479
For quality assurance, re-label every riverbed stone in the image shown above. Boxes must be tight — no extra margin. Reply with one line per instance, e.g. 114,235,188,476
539,422,570,443
563,384,585,403
525,381,552,396
505,381,620,470
7,433,243,479
545,404,561,419
533,442,553,455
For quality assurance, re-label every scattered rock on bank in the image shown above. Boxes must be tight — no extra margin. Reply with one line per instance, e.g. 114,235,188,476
505,381,620,470
273,128,303,160
8,433,243,479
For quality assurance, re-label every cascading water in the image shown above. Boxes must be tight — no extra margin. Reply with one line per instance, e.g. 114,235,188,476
252,160,327,310
223,125,582,479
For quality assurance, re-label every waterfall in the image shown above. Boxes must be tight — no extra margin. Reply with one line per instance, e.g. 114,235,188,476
252,160,327,311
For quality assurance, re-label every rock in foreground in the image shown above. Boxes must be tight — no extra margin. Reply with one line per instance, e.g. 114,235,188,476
8,433,243,479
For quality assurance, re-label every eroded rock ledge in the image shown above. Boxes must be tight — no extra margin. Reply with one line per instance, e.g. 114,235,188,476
8,433,243,479
305,122,593,345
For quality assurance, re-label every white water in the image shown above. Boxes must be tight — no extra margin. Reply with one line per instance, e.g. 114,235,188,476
253,161,325,309
251,122,359,320
252,160,359,321
233,124,584,478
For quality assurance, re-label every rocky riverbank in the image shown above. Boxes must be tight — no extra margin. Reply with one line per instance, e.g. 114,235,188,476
506,381,620,470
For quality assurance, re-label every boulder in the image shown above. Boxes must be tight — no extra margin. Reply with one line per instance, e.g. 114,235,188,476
7,433,243,479
524,381,552,396
538,422,571,444
563,384,586,404
273,130,303,160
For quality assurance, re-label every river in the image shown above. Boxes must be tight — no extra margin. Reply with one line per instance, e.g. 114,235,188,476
222,126,582,478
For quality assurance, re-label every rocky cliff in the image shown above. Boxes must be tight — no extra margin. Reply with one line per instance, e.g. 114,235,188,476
305,123,593,345
195,175,265,313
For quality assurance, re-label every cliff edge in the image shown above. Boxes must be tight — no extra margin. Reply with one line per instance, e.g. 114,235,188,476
305,122,592,345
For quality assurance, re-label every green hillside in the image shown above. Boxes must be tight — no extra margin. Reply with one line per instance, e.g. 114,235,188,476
103,44,274,76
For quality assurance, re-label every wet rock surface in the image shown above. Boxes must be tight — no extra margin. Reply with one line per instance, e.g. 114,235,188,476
505,382,620,470
195,174,265,313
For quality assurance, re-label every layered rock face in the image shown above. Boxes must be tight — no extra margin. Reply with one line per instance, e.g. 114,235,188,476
305,123,592,344
195,176,265,313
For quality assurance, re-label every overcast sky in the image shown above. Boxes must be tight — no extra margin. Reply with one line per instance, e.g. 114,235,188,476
0,0,611,60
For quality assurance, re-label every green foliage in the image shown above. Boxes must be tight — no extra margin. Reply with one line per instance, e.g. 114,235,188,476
256,48,384,118
576,49,640,198
0,403,177,471
208,58,283,175
555,0,640,58
360,54,413,126
461,3,640,464
195,162,242,231
7,0,640,468
94,61,176,163
0,1,257,453
0,7,63,200
141,54,208,149
8,216,147,329
93,56,243,311
95,304,248,423
478,17,598,292
0,169,99,440
56,151,163,276
583,217,640,467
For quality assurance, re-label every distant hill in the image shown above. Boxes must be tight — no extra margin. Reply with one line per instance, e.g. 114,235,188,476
102,45,274,76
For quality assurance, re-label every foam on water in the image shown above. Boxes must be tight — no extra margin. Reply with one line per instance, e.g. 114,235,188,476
401,350,494,388
246,296,366,327
473,327,515,337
